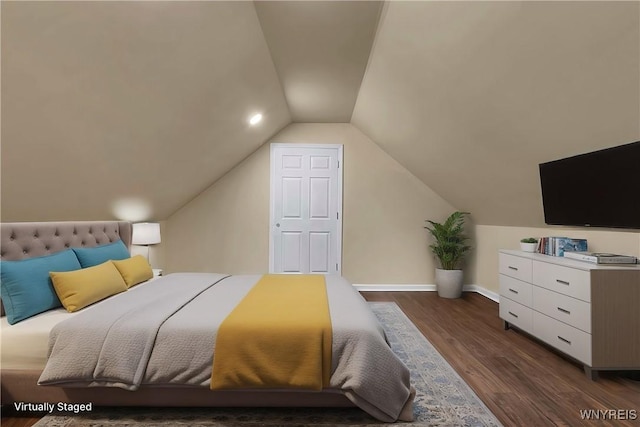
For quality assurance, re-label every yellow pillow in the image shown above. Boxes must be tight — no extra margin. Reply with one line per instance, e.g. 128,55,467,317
50,261,127,312
112,255,153,288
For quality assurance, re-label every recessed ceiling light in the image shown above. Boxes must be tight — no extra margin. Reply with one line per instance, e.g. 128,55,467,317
249,113,263,126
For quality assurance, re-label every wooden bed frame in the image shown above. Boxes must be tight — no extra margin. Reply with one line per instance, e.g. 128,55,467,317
0,221,354,408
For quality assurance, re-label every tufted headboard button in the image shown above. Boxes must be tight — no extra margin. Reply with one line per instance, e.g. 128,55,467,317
1,221,132,261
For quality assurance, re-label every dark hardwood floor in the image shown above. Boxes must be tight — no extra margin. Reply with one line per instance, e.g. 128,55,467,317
364,292,640,427
0,413,44,427
2,291,638,426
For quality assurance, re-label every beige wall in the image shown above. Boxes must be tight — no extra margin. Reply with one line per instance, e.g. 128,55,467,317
474,225,640,293
147,220,167,271
165,123,457,284
164,140,271,276
134,123,640,291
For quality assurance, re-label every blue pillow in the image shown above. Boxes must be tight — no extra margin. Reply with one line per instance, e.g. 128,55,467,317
0,249,82,324
72,240,130,268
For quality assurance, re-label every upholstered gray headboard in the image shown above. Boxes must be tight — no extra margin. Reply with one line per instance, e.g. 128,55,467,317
0,221,132,261
0,221,132,317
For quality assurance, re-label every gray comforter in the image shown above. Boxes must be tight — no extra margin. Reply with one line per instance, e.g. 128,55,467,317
39,273,413,422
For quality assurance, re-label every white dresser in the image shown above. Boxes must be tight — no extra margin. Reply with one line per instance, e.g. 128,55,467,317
498,249,640,380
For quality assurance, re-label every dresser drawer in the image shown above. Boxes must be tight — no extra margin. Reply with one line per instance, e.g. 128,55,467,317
532,261,590,302
532,286,591,333
533,311,592,365
499,274,532,307
500,297,533,333
499,253,532,283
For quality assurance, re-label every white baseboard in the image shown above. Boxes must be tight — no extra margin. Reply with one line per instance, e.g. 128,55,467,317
355,283,499,303
355,284,435,292
462,285,499,302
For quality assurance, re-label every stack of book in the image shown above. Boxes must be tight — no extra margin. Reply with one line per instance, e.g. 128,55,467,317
537,237,588,257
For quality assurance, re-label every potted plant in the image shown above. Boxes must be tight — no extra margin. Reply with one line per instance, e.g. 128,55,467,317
424,211,471,298
520,238,538,253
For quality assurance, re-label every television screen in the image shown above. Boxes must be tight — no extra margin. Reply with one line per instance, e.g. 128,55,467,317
539,141,640,229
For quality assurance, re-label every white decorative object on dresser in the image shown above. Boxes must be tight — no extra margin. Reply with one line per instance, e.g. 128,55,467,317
498,249,640,380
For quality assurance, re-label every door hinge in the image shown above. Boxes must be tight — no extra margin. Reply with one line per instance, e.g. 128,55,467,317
337,160,340,168
336,212,339,220
336,263,339,271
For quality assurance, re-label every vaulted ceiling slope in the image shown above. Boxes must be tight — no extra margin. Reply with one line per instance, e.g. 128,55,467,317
2,1,639,227
255,1,383,122
1,1,290,221
352,1,640,226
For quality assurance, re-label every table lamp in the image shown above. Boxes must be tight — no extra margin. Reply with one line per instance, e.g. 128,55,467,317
131,222,161,266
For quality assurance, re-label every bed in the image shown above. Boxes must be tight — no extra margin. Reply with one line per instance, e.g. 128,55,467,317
1,221,414,422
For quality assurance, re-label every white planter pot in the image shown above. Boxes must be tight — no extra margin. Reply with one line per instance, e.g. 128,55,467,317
435,268,464,299
520,242,537,253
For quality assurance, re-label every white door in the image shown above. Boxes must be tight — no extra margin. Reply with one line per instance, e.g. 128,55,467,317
270,144,343,274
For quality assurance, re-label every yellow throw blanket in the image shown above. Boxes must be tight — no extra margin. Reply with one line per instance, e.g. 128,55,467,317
210,274,332,390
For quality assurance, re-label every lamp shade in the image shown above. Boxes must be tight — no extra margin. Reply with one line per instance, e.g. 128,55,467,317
132,222,161,245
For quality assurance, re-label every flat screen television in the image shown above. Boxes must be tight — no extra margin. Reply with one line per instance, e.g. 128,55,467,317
539,141,640,229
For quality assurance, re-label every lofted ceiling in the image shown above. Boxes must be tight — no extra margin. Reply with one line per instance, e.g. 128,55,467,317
2,1,639,226
255,1,383,122
1,1,291,221
352,1,640,226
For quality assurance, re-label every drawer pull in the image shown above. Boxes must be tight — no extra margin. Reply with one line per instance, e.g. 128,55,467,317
556,279,570,285
557,307,571,315
557,335,572,345
508,266,519,271
508,311,519,318
508,288,519,294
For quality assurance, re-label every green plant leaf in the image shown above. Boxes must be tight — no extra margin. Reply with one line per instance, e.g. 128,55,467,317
424,211,471,270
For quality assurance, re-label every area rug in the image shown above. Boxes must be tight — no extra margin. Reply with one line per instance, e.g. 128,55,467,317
33,302,502,427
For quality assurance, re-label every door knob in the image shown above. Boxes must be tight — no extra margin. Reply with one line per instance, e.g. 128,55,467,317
276,223,280,227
